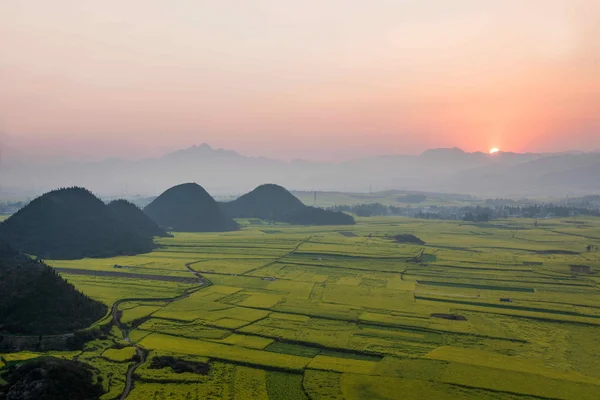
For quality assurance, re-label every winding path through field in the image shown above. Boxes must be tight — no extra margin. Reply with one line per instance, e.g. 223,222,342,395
241,235,313,276
113,260,212,400
119,347,145,400
112,237,311,399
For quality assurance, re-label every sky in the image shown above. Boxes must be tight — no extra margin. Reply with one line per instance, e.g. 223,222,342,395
1,0,599,162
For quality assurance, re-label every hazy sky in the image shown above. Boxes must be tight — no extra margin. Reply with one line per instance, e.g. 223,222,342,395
1,0,599,161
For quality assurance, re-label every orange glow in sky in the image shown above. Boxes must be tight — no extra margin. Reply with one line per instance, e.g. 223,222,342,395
0,0,599,161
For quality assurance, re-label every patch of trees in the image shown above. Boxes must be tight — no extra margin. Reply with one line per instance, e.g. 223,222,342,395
0,242,107,335
462,211,490,222
144,183,239,232
332,200,600,221
0,187,159,259
222,184,355,225
0,357,104,400
503,205,600,218
431,313,467,321
414,211,441,219
330,203,406,217
392,234,425,245
149,356,209,375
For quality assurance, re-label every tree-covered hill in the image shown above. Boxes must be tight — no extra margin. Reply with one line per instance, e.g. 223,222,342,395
222,184,355,225
221,183,305,219
107,199,170,238
0,187,157,259
0,243,107,335
0,357,104,400
144,183,239,232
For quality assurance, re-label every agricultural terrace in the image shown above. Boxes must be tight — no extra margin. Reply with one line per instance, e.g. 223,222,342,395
25,217,600,399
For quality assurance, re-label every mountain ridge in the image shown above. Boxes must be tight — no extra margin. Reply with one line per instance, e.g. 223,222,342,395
2,144,600,197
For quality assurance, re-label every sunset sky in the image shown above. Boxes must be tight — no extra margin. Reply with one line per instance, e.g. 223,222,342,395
1,0,599,161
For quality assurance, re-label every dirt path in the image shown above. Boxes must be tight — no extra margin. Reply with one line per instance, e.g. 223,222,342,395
113,260,212,400
119,347,145,400
241,236,313,275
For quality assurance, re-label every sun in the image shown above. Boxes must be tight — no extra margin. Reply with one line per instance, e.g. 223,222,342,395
489,147,500,154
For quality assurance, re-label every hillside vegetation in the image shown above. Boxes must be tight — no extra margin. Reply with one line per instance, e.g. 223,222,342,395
107,199,170,238
0,357,104,400
0,243,107,335
222,184,355,225
0,187,157,259
144,183,239,232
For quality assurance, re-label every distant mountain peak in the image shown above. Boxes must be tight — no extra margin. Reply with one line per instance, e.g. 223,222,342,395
421,147,466,156
163,143,243,160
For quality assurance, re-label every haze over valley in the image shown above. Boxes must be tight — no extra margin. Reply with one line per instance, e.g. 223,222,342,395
1,2,600,400
2,143,599,199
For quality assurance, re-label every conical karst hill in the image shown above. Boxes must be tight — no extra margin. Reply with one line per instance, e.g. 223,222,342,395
144,183,239,232
0,187,157,259
222,184,355,225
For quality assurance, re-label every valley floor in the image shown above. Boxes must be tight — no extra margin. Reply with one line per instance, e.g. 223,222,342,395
5,216,600,399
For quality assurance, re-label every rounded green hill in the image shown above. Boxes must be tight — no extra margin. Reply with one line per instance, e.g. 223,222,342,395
0,242,107,335
107,199,170,238
0,187,157,259
222,184,355,225
144,183,239,232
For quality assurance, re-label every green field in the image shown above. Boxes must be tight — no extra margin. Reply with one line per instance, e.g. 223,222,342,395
6,216,600,399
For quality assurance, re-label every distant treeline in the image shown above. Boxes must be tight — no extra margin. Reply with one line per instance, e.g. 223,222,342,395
330,203,407,217
329,202,600,221
502,205,600,218
484,196,600,208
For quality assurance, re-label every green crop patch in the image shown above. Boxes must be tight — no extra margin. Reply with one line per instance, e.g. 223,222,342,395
261,230,283,234
265,342,322,358
139,333,312,371
265,371,307,400
10,216,600,399
308,355,379,374
101,347,137,362
416,280,535,292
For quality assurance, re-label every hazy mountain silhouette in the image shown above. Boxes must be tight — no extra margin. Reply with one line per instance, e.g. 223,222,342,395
107,199,170,238
0,187,157,259
221,183,355,225
144,183,239,232
0,242,107,335
2,144,600,197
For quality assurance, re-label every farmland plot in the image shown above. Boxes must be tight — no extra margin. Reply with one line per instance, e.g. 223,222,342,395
17,216,600,399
